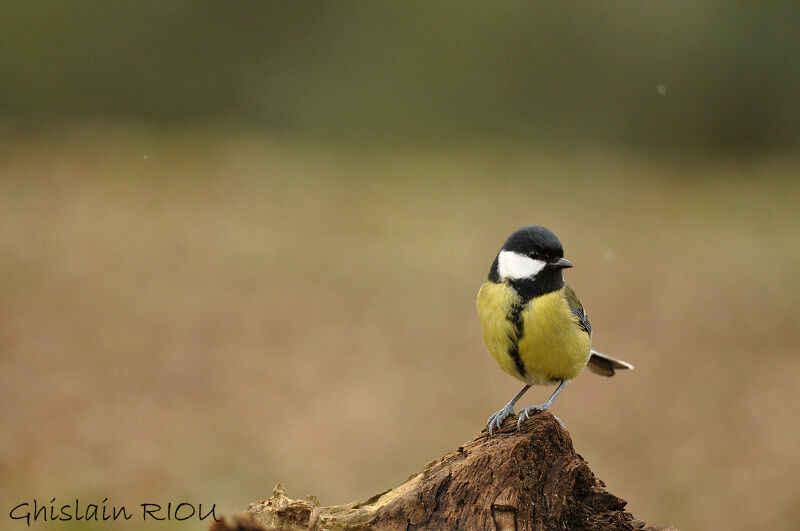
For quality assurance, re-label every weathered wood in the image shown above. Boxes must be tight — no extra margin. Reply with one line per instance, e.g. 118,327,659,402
212,411,672,530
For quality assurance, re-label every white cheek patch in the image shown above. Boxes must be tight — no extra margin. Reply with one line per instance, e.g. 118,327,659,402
497,250,546,280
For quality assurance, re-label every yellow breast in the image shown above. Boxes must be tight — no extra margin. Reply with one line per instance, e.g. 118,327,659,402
476,281,591,385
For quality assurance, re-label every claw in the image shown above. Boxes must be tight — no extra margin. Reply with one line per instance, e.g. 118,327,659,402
487,404,515,436
516,403,551,431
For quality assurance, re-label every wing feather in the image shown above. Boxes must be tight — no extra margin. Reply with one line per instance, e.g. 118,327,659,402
564,284,592,336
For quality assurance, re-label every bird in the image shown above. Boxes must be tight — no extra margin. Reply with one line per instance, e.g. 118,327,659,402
476,225,633,435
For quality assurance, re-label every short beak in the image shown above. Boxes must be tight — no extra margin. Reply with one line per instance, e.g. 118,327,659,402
552,257,573,269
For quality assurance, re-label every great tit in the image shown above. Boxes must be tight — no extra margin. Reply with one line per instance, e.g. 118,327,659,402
477,225,633,434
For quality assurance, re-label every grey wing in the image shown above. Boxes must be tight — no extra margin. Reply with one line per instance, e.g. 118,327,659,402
570,306,592,336
564,285,592,337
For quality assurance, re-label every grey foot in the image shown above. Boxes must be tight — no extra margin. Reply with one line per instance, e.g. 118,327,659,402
487,404,515,436
516,403,564,430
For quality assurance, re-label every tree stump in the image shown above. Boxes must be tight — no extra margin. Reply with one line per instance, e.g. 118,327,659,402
211,411,672,530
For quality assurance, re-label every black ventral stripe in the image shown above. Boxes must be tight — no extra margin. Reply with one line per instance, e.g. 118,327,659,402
505,298,527,378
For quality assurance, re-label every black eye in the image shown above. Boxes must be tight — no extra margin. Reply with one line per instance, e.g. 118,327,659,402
528,251,540,259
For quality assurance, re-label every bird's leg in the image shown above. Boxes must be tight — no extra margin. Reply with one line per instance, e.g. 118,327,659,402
517,379,571,430
487,384,531,436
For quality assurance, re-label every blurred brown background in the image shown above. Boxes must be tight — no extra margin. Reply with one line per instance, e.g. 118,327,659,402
1,2,799,530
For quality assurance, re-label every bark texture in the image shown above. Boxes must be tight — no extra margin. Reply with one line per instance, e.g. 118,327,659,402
211,411,673,530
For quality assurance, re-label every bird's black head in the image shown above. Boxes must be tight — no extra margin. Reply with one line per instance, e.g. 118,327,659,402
502,225,565,259
488,225,574,300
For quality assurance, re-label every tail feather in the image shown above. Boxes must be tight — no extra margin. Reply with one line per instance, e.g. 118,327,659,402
587,349,634,377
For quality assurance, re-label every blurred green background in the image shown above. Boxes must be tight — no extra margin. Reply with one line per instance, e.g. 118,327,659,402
3,1,799,152
1,2,799,530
